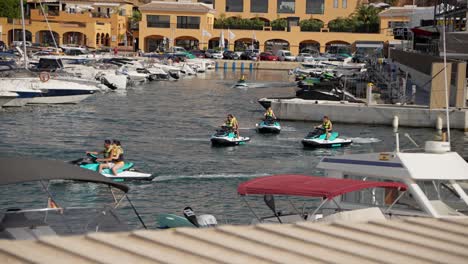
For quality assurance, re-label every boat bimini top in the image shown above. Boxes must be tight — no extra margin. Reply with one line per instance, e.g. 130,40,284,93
238,174,407,223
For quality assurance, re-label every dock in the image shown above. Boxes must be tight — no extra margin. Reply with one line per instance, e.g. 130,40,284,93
215,60,299,71
270,99,468,130
0,217,467,263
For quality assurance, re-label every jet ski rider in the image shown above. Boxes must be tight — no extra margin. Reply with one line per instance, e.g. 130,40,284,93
86,139,113,160
224,114,239,138
316,116,333,140
87,139,125,176
264,106,276,121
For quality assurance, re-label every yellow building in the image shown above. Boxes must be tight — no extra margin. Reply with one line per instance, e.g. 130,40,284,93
139,0,397,54
0,0,135,49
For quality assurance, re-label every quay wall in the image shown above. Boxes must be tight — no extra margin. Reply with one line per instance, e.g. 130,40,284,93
272,100,468,130
215,60,299,71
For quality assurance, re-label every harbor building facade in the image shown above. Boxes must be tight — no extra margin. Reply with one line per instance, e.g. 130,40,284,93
0,0,136,50
139,0,399,54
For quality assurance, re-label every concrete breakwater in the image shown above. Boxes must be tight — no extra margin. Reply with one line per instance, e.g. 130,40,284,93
215,60,300,71
271,99,468,131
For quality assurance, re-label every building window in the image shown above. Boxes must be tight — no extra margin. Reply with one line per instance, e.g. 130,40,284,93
147,15,170,28
226,0,243,12
333,0,338,8
277,0,295,13
342,0,347,8
251,0,268,13
306,0,324,14
198,0,215,8
177,16,201,29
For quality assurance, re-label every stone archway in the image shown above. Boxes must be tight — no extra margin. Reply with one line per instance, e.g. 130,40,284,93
63,32,87,46
264,39,290,52
8,29,32,45
174,36,199,50
96,33,101,45
325,40,351,54
144,35,168,52
299,40,320,53
208,37,229,50
234,38,259,51
36,30,59,47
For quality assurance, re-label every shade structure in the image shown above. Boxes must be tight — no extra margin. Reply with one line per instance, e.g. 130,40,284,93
0,157,129,192
238,175,407,199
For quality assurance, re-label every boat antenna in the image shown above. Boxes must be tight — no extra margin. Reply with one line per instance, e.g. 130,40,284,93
19,0,28,69
441,9,451,144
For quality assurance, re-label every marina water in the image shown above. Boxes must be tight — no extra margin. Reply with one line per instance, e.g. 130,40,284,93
0,70,466,227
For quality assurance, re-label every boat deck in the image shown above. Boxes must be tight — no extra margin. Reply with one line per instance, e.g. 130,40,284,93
1,217,467,263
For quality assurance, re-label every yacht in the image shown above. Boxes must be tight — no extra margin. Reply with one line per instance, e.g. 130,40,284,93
1,78,97,105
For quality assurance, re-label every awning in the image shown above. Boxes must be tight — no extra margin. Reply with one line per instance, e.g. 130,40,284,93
411,26,439,37
0,157,129,192
238,175,407,198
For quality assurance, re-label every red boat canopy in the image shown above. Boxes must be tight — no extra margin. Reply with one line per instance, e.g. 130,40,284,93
238,175,407,199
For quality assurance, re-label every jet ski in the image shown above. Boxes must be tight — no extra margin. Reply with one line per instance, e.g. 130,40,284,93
302,128,352,148
234,79,248,88
157,207,217,229
210,126,250,146
256,118,281,134
71,154,154,181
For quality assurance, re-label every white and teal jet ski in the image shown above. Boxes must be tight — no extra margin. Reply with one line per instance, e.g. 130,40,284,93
302,128,352,148
210,126,250,146
234,79,248,88
71,154,154,181
256,118,281,134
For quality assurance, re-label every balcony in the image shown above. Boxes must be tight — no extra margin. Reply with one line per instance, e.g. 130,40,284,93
147,22,170,28
177,23,200,29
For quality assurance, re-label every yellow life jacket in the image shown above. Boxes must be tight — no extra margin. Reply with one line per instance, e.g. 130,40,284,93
322,120,332,130
266,109,273,117
113,146,124,162
103,145,114,158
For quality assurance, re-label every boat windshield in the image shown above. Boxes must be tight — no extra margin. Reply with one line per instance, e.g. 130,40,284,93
0,206,131,239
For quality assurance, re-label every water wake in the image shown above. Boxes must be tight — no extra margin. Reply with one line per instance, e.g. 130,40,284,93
349,137,381,144
153,172,268,182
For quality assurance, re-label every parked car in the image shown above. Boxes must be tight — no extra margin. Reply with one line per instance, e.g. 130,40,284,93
259,52,278,61
296,53,314,62
223,50,239,60
190,50,206,58
276,50,296,61
240,50,257,61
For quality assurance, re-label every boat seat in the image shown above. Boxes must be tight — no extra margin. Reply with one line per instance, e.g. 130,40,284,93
429,200,464,216
318,207,386,223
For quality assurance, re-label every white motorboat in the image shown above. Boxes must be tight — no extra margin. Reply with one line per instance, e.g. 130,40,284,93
116,65,148,83
0,81,43,107
1,78,97,105
0,91,18,108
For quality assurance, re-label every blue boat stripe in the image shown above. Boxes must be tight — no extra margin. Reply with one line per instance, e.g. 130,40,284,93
322,158,404,168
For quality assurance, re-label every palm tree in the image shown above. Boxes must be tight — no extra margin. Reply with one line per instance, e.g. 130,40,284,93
353,5,380,33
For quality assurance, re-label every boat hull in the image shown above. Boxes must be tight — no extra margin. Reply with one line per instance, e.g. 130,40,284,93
257,121,281,134
210,136,250,146
302,138,352,148
28,93,94,104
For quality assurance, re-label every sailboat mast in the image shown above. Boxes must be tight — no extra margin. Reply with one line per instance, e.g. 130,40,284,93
442,11,451,143
19,0,28,69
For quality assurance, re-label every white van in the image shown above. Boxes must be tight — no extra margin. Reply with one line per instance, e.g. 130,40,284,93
276,50,296,61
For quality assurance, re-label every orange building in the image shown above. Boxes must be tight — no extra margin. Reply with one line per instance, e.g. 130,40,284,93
0,0,135,49
139,0,397,54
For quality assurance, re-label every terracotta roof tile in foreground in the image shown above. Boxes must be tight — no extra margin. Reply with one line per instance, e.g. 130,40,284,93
0,217,467,263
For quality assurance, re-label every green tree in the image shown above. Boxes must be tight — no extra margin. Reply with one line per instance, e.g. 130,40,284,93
0,0,21,19
328,17,354,32
299,19,324,32
352,5,380,33
271,18,287,31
